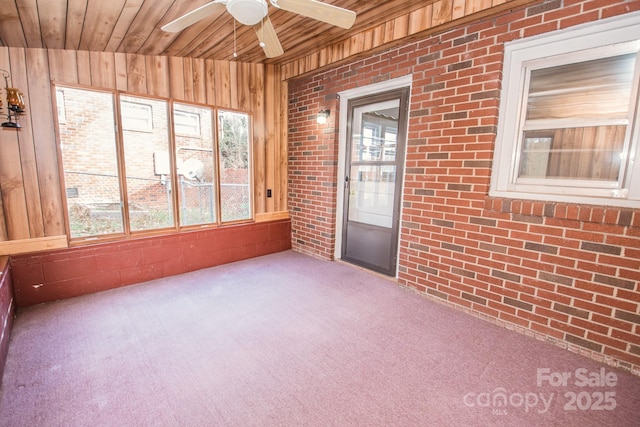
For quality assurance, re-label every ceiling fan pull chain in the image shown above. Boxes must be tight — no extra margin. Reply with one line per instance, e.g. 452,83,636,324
233,20,238,58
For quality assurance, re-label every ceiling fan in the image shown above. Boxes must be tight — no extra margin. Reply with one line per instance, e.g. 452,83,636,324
161,0,357,58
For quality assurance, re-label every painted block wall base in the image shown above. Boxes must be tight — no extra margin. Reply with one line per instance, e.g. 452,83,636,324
10,220,291,307
0,257,14,383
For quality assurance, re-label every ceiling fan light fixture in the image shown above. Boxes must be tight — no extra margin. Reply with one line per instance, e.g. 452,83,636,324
227,0,268,26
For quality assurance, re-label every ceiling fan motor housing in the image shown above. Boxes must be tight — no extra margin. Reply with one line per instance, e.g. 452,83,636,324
227,0,269,26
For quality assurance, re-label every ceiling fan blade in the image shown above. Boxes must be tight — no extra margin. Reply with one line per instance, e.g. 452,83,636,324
271,0,356,29
254,17,284,58
161,1,226,33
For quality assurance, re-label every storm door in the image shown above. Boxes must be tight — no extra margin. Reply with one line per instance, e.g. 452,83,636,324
341,88,409,275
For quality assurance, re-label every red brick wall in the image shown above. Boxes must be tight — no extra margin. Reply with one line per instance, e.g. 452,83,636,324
59,89,121,203
288,1,640,372
289,82,340,259
10,220,291,307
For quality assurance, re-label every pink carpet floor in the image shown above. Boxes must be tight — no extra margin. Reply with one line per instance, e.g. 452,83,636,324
0,250,638,426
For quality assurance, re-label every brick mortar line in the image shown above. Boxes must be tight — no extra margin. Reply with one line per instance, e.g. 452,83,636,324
396,280,640,376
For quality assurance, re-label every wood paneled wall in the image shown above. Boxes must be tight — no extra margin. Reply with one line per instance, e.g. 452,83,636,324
280,0,533,80
0,47,288,254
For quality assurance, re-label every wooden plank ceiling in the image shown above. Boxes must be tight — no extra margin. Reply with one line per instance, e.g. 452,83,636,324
0,0,445,64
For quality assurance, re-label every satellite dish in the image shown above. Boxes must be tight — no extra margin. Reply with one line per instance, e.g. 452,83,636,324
178,159,205,181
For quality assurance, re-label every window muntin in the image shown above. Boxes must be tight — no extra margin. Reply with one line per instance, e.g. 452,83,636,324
121,95,174,232
491,13,640,206
55,86,254,241
217,110,252,222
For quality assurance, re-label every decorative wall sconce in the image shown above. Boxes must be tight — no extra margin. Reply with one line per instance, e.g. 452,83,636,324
0,69,26,129
317,109,330,125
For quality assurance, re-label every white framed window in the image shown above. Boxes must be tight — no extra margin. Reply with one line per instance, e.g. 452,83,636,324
490,12,640,207
174,109,201,137
55,89,66,124
121,101,153,132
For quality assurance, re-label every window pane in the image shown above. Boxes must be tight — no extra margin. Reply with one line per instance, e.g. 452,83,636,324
520,52,636,183
351,107,399,161
121,95,174,231
526,53,635,121
175,104,216,226
519,126,626,181
218,110,251,222
348,165,396,228
519,133,553,178
56,87,124,238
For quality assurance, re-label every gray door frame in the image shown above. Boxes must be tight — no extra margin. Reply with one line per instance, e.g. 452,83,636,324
335,75,412,276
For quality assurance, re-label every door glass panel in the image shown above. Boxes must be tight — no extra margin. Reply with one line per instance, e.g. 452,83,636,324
347,98,400,229
174,103,217,226
348,165,396,228
351,111,399,161
121,95,175,231
56,87,124,238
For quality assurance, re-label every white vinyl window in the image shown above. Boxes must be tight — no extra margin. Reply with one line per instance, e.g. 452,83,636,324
55,89,66,124
491,12,640,207
174,109,201,137
121,101,153,132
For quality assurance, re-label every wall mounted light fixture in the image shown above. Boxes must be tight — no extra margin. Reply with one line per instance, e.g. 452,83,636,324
0,69,26,129
317,109,330,125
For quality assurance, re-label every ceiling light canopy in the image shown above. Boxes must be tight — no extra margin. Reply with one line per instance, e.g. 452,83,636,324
227,0,268,26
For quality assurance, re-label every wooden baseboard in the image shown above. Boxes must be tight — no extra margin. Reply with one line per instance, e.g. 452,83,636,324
255,211,290,222
0,235,68,256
